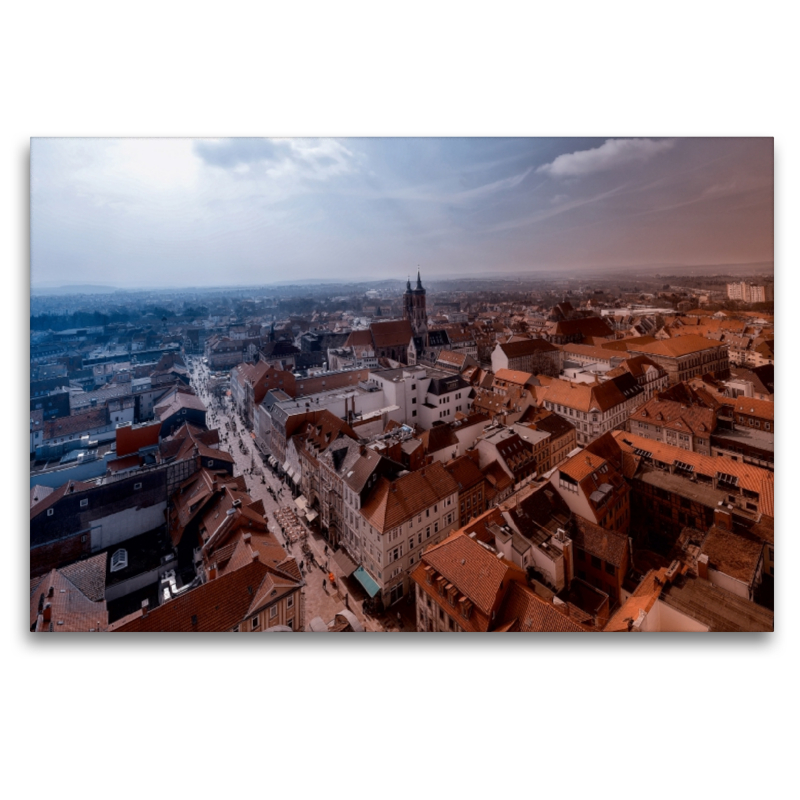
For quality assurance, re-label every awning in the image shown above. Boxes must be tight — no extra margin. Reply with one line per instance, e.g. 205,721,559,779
353,566,380,598
295,495,308,511
268,456,277,467
282,460,291,473
305,510,319,523
332,548,358,577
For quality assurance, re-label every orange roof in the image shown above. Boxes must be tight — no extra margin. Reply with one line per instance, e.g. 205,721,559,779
731,397,774,421
360,462,458,531
605,567,671,631
542,378,629,413
419,531,526,615
628,334,727,358
559,450,607,482
613,430,774,516
493,368,534,386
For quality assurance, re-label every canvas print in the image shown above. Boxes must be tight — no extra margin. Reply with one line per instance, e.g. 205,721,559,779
29,137,774,632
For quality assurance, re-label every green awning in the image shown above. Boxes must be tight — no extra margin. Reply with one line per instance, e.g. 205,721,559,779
353,566,381,598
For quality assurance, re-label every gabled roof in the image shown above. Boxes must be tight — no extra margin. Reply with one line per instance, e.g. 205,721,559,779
497,581,590,632
110,559,271,632
370,319,414,348
360,462,458,531
730,397,774,421
543,378,631,413
30,553,108,632
498,338,559,357
344,329,374,348
572,516,628,567
444,455,485,492
43,406,109,440
418,531,526,616
613,431,774,516
629,334,727,358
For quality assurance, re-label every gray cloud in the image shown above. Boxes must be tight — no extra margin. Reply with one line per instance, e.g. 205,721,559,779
193,138,291,168
537,138,675,179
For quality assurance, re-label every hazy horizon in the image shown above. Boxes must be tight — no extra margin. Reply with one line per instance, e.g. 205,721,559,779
31,137,774,289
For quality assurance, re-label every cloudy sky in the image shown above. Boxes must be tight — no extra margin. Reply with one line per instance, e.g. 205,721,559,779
30,137,773,288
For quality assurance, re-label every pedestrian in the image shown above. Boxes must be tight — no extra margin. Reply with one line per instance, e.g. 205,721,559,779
322,579,326,591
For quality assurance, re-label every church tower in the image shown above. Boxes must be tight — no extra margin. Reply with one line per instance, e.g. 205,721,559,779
403,269,428,338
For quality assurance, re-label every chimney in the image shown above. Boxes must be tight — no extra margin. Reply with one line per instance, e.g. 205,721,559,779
697,553,709,580
47,585,54,598
42,603,52,622
714,508,732,531
141,599,149,617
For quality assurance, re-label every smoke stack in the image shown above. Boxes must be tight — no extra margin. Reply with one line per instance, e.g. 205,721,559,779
141,599,149,617
208,566,217,581
697,553,709,580
42,603,52,623
714,508,732,531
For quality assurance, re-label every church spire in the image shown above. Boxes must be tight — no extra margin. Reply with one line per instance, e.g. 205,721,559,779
415,267,423,291
406,275,412,291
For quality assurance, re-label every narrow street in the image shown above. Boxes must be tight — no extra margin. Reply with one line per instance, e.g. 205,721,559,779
187,358,395,632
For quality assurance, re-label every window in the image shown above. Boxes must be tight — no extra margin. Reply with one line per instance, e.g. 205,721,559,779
426,526,431,539
110,549,128,572
287,595,294,608
591,555,602,569
575,549,585,562
80,499,88,508
252,617,260,630
269,606,278,619
286,618,293,630
47,508,54,517
605,562,615,576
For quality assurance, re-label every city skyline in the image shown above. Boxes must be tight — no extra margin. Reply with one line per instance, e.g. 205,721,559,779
31,137,773,289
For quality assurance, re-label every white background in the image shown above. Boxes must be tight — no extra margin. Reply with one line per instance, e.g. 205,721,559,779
3,2,795,798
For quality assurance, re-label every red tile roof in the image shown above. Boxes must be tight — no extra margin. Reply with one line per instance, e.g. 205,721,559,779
418,531,527,616
360,462,458,532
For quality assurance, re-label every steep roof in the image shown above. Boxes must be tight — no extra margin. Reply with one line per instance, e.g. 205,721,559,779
344,329,374,348
110,559,271,632
543,378,630,413
30,554,108,632
43,407,108,440
444,455,485,492
631,396,717,436
498,338,559,357
360,462,458,531
730,397,774,421
572,516,628,567
419,531,526,616
497,581,590,632
370,319,414,349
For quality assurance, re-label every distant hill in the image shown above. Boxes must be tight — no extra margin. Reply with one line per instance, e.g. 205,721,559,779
30,284,121,295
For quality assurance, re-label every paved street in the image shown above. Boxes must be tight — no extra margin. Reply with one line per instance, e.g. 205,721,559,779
188,359,402,632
